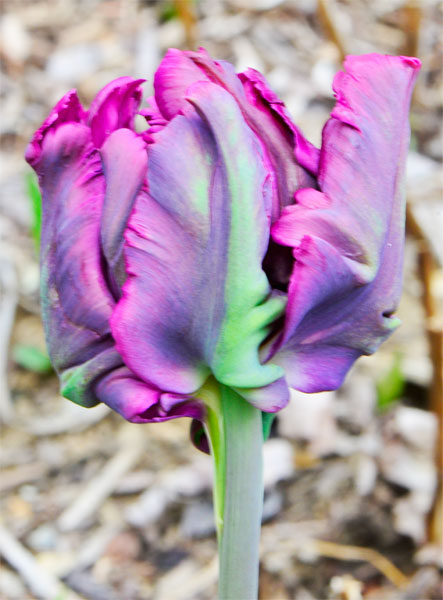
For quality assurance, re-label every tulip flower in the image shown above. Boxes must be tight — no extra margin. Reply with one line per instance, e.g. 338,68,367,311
26,49,419,600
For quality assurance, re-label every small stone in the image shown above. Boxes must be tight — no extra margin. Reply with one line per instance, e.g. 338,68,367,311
330,574,363,600
311,58,336,96
336,375,377,432
105,530,141,562
228,0,285,9
263,438,295,488
262,489,284,522
0,14,31,63
352,454,378,496
415,543,443,569
180,501,215,539
134,10,160,80
402,566,442,600
380,440,437,494
157,20,185,50
393,490,434,544
278,389,337,457
407,151,440,189
125,487,169,528
199,14,250,41
232,37,265,73
0,567,27,599
294,588,317,600
27,524,58,552
46,44,102,84
391,406,438,453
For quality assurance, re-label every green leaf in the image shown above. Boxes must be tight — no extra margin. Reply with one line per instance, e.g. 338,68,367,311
26,172,42,252
376,354,405,412
13,344,53,374
160,2,178,22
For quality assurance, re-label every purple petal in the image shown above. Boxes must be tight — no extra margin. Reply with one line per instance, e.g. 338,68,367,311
33,119,195,422
96,367,204,423
154,48,317,222
239,69,320,176
37,122,113,354
267,54,420,392
87,77,145,148
139,95,169,142
100,128,148,292
154,48,211,120
111,82,288,411
25,89,86,167
239,68,319,219
153,47,245,121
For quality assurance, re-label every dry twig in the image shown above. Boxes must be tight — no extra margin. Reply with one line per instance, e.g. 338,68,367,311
58,424,146,532
173,0,197,49
0,524,80,599
310,539,410,589
406,204,443,544
317,0,347,62
0,258,18,423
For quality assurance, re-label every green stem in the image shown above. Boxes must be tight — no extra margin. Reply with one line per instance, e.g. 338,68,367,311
218,385,263,600
200,380,264,599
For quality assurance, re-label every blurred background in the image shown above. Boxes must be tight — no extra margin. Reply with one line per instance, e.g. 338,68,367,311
0,0,442,599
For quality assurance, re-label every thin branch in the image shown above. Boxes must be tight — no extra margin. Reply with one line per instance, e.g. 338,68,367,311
0,525,80,599
310,539,410,589
317,0,347,62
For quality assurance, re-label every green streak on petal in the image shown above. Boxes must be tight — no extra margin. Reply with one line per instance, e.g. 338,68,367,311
192,176,211,215
210,101,286,387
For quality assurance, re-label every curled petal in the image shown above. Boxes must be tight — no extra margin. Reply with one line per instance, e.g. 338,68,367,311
154,48,317,221
153,47,245,121
112,82,288,411
100,128,148,293
239,68,319,218
37,122,113,354
154,48,211,120
25,89,86,167
33,120,190,422
268,54,420,392
139,95,169,142
95,367,203,423
239,69,320,177
87,77,145,147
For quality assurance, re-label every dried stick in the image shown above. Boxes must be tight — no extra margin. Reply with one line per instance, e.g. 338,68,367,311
58,425,146,532
173,0,196,49
406,204,443,544
0,257,18,423
0,525,80,599
317,0,347,62
310,540,410,589
402,0,422,59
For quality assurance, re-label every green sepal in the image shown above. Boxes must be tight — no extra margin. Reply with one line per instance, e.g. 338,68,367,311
261,411,276,441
